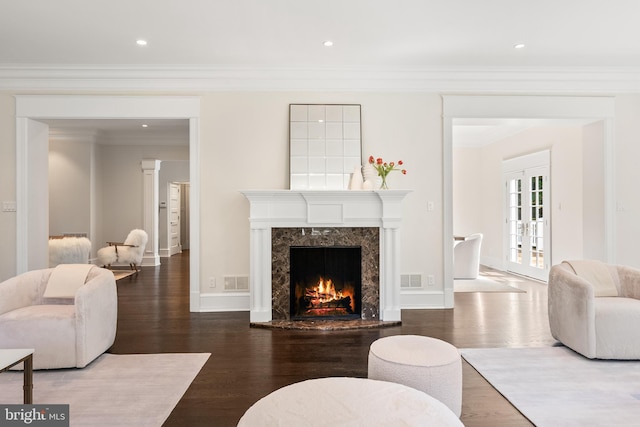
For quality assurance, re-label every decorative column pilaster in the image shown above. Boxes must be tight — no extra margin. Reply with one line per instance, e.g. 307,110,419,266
141,159,161,266
249,225,272,322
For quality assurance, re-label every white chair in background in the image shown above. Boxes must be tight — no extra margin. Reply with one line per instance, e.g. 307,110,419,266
48,236,92,267
97,229,148,272
453,233,483,279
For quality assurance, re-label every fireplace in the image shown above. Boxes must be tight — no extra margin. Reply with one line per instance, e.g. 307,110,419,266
290,246,361,320
242,190,410,324
272,227,379,321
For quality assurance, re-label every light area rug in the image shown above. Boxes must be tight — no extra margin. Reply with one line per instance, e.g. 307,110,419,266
0,352,210,426
454,276,525,293
461,346,640,426
111,269,137,281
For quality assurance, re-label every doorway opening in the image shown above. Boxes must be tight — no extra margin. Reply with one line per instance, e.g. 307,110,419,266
16,95,202,312
444,95,615,308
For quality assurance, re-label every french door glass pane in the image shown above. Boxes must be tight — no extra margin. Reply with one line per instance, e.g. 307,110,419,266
527,175,545,269
508,178,522,264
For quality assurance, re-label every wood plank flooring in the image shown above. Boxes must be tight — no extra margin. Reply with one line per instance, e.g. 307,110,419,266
110,251,555,426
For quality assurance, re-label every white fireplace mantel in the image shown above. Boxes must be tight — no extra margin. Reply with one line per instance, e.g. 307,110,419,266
242,190,411,323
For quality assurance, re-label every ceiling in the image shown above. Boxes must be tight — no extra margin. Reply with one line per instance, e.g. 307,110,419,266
452,118,601,148
42,119,190,146
4,0,634,144
2,0,639,69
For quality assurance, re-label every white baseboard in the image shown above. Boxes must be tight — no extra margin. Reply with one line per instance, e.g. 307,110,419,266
400,289,447,309
481,256,505,271
199,292,250,312
141,255,160,267
160,247,183,258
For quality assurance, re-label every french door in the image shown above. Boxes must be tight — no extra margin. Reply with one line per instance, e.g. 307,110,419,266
503,152,550,281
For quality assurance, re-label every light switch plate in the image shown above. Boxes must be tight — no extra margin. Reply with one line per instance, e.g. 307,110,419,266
2,201,16,212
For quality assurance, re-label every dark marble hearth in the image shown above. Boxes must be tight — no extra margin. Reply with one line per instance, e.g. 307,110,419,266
250,319,401,331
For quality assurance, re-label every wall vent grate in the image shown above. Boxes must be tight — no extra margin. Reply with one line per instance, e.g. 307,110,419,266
224,275,249,292
401,274,422,288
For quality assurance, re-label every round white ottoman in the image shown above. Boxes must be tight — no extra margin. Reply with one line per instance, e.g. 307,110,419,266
238,377,463,426
368,335,462,416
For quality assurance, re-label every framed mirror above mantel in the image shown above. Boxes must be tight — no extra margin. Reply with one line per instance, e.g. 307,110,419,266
289,104,362,190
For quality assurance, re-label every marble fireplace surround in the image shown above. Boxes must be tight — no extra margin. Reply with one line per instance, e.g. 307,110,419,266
272,227,378,321
242,190,410,324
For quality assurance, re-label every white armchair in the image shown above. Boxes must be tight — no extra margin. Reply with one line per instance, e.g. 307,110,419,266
48,236,92,267
548,260,640,359
0,266,118,370
97,229,148,272
453,233,483,279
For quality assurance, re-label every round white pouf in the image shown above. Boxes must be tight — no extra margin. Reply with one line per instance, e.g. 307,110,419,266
368,335,462,417
238,377,463,427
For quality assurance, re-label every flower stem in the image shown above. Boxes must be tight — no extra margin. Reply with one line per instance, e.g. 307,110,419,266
380,175,388,190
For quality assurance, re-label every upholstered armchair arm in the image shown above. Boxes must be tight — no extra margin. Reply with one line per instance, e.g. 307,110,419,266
74,268,118,367
0,269,52,315
548,264,597,358
616,265,640,300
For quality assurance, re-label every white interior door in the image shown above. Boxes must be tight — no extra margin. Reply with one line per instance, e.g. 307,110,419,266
180,183,190,250
503,151,550,281
169,183,181,256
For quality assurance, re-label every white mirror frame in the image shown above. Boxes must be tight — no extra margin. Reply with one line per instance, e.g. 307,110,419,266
289,104,362,190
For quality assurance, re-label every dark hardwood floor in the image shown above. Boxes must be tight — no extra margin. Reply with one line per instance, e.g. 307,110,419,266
110,251,555,426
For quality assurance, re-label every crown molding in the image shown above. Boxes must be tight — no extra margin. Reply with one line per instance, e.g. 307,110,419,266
2,65,640,93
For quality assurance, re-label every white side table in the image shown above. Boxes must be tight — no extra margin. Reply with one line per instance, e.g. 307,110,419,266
0,349,34,404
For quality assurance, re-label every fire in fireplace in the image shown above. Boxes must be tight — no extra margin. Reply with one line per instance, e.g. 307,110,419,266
290,246,362,320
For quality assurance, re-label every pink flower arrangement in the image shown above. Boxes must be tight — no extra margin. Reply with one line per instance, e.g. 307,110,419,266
369,155,407,189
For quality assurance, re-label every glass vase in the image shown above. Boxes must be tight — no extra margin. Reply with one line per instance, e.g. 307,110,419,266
380,175,389,190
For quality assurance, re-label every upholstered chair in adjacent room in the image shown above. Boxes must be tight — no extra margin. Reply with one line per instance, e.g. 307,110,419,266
48,236,92,267
97,229,148,272
548,260,640,359
453,233,483,279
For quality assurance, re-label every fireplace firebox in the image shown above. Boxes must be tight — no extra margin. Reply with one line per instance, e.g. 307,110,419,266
290,246,362,320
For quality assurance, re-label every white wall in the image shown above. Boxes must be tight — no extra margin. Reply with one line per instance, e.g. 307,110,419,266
613,96,640,267
199,92,443,299
452,147,483,237
0,95,15,279
95,144,188,254
49,137,94,238
582,121,606,260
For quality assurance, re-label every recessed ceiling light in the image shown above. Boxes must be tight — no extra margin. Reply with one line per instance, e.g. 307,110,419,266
323,40,333,47
514,43,525,49
136,39,148,46
141,124,148,128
